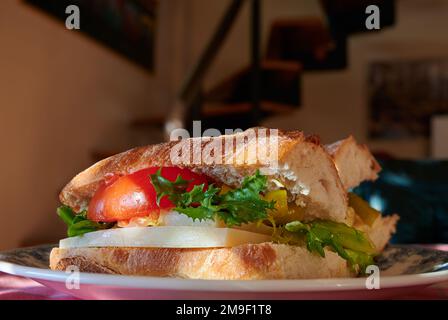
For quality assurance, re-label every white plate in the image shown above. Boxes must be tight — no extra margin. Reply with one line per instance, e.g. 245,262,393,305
0,244,447,299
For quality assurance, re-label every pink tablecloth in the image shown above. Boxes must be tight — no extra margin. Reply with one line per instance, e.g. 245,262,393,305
0,273,77,300
1,244,448,300
0,272,447,300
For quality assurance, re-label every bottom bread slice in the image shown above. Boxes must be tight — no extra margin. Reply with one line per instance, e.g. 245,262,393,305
50,242,354,280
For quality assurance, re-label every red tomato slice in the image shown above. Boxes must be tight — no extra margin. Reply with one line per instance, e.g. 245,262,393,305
87,167,208,222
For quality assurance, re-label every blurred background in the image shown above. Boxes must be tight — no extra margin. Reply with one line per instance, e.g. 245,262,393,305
0,0,447,249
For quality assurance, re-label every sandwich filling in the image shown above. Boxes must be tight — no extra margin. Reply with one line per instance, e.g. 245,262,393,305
57,166,384,273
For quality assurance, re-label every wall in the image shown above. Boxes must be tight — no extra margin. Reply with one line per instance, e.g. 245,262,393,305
0,0,177,249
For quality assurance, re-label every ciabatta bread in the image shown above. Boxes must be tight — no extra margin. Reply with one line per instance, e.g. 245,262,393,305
50,243,353,279
326,136,381,190
364,214,400,252
60,128,348,222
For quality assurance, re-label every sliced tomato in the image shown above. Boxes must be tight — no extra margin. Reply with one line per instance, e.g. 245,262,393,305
87,167,208,222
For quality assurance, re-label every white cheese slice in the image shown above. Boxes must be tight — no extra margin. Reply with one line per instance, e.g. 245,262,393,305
59,226,272,249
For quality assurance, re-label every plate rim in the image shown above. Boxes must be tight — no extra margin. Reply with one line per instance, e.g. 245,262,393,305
1,260,448,293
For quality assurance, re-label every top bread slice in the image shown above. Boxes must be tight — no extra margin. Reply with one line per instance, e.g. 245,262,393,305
325,136,381,190
60,128,348,222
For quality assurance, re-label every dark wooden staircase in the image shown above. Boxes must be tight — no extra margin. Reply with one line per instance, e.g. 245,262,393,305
179,0,395,134
265,17,347,71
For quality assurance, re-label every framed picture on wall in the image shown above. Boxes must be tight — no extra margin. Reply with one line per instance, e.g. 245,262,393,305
368,58,448,139
25,0,157,72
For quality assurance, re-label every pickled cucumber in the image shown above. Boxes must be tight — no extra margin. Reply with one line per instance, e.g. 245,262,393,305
348,193,380,226
263,189,310,224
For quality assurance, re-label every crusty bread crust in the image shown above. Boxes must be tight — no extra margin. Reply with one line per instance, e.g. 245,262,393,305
326,136,381,190
60,128,348,222
367,214,400,252
50,243,354,279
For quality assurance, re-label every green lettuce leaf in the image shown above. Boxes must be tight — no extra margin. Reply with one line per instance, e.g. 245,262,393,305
150,169,275,226
57,206,111,237
284,220,376,273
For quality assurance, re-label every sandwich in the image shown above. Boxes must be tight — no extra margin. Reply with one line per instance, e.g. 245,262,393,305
50,128,399,279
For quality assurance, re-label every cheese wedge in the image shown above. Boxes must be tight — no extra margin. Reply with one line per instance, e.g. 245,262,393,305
59,226,272,249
